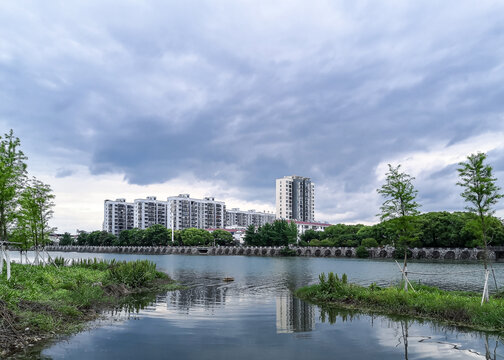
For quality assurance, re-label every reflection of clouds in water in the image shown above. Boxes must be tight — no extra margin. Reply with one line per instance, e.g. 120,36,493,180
370,317,501,359
315,307,502,359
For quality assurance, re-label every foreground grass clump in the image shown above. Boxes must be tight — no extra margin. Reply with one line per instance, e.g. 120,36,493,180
296,272,504,333
0,259,178,356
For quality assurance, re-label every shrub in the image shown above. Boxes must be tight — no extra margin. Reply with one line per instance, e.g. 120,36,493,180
279,247,297,256
361,238,379,248
393,246,412,259
320,239,336,247
356,245,369,258
51,256,70,267
107,260,160,288
343,239,358,247
71,258,116,271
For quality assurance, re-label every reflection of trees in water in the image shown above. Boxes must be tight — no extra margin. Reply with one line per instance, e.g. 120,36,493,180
167,284,228,312
164,268,229,311
319,307,361,325
102,292,160,321
276,293,315,333
318,307,501,360
484,334,499,360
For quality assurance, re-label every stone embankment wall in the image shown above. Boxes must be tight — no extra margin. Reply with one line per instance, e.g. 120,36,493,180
45,245,504,261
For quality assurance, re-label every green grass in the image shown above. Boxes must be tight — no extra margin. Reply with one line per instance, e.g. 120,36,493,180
295,272,504,333
0,260,179,356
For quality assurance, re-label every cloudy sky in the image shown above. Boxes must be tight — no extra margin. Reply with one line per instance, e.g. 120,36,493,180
2,1,504,233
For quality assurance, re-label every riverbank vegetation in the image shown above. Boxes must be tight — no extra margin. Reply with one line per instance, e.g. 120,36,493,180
66,226,236,247
296,272,504,333
0,259,178,357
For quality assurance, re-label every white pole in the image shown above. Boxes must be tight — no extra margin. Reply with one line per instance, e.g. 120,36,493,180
171,203,175,245
481,269,490,305
395,260,416,293
34,246,39,265
404,264,408,292
0,244,4,275
6,249,10,280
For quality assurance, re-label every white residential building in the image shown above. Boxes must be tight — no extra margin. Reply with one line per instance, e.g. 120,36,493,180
133,196,168,229
167,194,225,230
225,208,276,228
293,220,331,237
103,198,135,236
276,175,315,221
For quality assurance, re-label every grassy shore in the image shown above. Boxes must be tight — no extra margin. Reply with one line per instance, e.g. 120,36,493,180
296,272,504,333
0,259,180,356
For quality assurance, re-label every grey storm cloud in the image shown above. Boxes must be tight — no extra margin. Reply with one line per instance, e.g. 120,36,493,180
2,1,504,220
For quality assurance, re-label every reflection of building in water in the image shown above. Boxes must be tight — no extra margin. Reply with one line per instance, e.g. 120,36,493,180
167,284,228,312
276,293,315,333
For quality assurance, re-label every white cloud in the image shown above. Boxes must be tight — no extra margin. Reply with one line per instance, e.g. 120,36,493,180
375,130,504,180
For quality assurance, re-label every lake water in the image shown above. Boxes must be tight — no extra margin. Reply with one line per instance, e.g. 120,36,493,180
10,252,504,359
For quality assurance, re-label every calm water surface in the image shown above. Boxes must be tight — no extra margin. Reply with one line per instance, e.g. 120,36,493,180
11,252,504,359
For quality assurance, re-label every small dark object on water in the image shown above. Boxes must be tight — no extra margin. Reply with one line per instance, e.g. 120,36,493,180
223,277,234,282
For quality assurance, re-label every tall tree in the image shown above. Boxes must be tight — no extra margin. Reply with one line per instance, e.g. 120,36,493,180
59,232,74,246
457,152,503,273
212,229,234,246
377,164,420,287
0,130,27,244
18,178,56,264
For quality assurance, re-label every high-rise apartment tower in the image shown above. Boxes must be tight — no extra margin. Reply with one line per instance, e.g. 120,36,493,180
275,175,314,221
103,198,135,235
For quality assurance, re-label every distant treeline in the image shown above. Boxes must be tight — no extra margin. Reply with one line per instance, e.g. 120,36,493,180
60,225,235,247
298,211,504,248
60,211,504,249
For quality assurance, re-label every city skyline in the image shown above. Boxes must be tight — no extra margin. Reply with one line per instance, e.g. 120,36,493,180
2,2,504,233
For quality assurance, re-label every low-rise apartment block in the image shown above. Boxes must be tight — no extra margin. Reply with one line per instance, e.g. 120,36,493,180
133,196,168,229
226,208,275,228
167,194,225,230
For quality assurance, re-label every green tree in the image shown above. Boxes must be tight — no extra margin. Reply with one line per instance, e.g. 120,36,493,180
180,228,212,246
457,152,503,273
300,229,320,243
361,238,379,248
76,230,89,245
144,224,171,246
212,229,234,246
377,164,420,276
18,178,56,263
356,245,369,258
86,230,116,246
0,130,27,245
59,232,73,246
244,225,260,246
10,215,32,263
